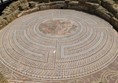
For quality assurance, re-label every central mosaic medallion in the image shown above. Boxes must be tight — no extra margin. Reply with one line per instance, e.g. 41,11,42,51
39,18,78,37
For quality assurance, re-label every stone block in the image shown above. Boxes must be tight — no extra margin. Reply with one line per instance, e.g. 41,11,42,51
115,13,118,19
102,0,115,5
0,17,8,29
28,1,38,8
18,7,39,17
85,2,100,9
19,0,28,4
10,1,20,10
112,4,118,13
2,7,13,15
39,3,54,10
87,0,101,4
110,17,118,31
101,0,118,14
77,5,89,11
4,13,17,23
95,6,113,21
40,4,48,10
4,15,12,23
79,0,86,5
19,3,29,11
85,2,100,13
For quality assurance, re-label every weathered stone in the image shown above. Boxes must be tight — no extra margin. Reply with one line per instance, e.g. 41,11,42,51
2,7,13,15
76,5,89,11
10,1,20,10
0,0,118,33
18,7,39,17
50,4,61,9
0,20,3,29
19,0,28,4
110,17,118,31
0,17,8,29
79,0,86,5
101,0,115,5
28,1,38,8
102,2,118,15
114,0,118,4
68,2,79,10
84,2,100,13
8,5,16,12
19,3,30,11
14,10,21,16
3,1,22,13
112,4,118,13
40,4,49,10
3,12,19,23
4,15,12,23
68,1,78,6
115,13,118,19
11,11,20,19
95,6,113,21
87,0,101,4
101,0,118,14
85,2,100,9
79,0,87,2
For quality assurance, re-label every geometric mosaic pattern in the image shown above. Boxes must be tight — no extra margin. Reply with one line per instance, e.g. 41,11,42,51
0,9,118,83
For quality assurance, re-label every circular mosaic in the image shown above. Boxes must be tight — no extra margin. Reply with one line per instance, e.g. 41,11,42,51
0,9,118,80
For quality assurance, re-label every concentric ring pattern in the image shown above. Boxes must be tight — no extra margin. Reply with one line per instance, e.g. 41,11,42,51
0,9,118,80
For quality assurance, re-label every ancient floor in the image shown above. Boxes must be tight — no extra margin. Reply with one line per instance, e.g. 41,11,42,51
0,9,118,83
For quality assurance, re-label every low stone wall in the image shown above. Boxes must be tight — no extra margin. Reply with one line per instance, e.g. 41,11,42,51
0,0,28,29
0,0,118,32
77,0,118,31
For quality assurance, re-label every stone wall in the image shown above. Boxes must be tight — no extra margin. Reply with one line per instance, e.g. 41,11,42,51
78,0,118,31
0,0,28,29
0,0,118,32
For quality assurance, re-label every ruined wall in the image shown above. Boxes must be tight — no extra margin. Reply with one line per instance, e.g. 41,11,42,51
78,0,118,31
0,0,28,29
0,0,118,31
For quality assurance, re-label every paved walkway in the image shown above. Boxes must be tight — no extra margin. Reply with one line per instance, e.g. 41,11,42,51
0,9,118,83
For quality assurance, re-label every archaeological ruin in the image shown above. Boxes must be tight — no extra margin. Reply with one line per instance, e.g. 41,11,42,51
0,0,118,83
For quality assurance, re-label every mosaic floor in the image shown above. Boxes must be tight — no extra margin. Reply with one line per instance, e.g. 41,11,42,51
0,9,118,83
